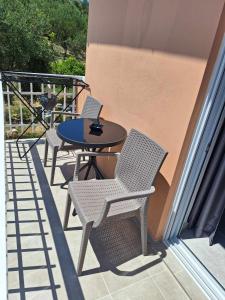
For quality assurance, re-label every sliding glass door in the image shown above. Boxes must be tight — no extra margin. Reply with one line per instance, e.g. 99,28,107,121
180,110,225,289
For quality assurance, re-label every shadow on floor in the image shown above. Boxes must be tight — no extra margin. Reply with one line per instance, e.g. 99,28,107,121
59,159,97,186
80,218,168,276
6,141,85,300
7,140,168,299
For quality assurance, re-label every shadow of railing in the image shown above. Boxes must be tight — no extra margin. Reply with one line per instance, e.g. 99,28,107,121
6,142,59,299
6,141,84,300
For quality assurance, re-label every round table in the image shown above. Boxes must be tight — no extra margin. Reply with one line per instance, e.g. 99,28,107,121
57,118,127,185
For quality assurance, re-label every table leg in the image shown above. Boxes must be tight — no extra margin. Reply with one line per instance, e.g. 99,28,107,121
60,149,105,215
61,149,105,188
84,159,92,180
92,159,105,179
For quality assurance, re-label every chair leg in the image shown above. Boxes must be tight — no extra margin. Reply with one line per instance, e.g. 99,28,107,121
77,222,93,276
44,139,49,167
50,147,58,186
63,194,72,230
140,209,148,255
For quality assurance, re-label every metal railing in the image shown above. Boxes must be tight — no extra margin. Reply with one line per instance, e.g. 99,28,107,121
1,71,88,158
3,75,85,132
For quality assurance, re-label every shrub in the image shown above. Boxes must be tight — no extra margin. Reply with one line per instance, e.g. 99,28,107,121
51,56,85,76
10,104,31,124
5,125,45,140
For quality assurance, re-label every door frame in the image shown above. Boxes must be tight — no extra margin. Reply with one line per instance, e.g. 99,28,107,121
164,35,225,299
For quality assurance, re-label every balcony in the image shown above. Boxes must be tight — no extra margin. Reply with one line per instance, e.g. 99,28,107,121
2,73,206,299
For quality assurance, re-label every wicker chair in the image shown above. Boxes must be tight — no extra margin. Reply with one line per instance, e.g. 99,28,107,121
44,96,103,185
63,128,167,275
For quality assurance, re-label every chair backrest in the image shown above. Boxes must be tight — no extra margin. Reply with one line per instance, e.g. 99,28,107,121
115,129,167,193
80,96,103,119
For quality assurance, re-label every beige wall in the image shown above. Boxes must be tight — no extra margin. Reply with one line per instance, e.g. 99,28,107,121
83,0,224,239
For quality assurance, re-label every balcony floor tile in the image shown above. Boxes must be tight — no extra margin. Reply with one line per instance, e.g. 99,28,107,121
6,140,206,300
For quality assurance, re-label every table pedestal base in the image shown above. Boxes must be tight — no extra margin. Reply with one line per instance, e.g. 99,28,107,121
60,154,104,188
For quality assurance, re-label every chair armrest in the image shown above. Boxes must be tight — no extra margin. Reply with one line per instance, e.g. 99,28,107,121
74,152,120,180
94,187,155,227
106,187,155,204
50,111,80,127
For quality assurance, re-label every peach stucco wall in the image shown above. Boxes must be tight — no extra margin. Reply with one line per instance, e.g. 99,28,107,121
83,0,224,239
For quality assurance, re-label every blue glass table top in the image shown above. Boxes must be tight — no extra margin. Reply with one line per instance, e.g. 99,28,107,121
57,118,127,148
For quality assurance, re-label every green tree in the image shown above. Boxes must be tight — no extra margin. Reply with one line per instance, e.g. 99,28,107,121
0,0,54,72
0,0,88,72
48,0,88,60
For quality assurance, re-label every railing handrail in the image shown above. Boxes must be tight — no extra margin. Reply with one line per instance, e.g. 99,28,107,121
1,71,86,84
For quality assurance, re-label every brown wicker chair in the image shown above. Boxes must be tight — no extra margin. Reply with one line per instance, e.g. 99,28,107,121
44,96,103,185
63,128,167,275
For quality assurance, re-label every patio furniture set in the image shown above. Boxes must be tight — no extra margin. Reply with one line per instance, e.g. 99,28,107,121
44,95,168,276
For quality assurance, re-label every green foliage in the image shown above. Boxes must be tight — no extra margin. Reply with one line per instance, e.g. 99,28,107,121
5,98,32,124
0,0,88,72
47,0,88,60
51,57,85,75
0,0,54,72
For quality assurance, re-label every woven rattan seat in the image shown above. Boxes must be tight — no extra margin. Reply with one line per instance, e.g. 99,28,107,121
63,128,168,275
44,96,103,185
69,179,140,223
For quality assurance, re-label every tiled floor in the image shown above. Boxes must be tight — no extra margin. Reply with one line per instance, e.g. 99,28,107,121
6,140,208,300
